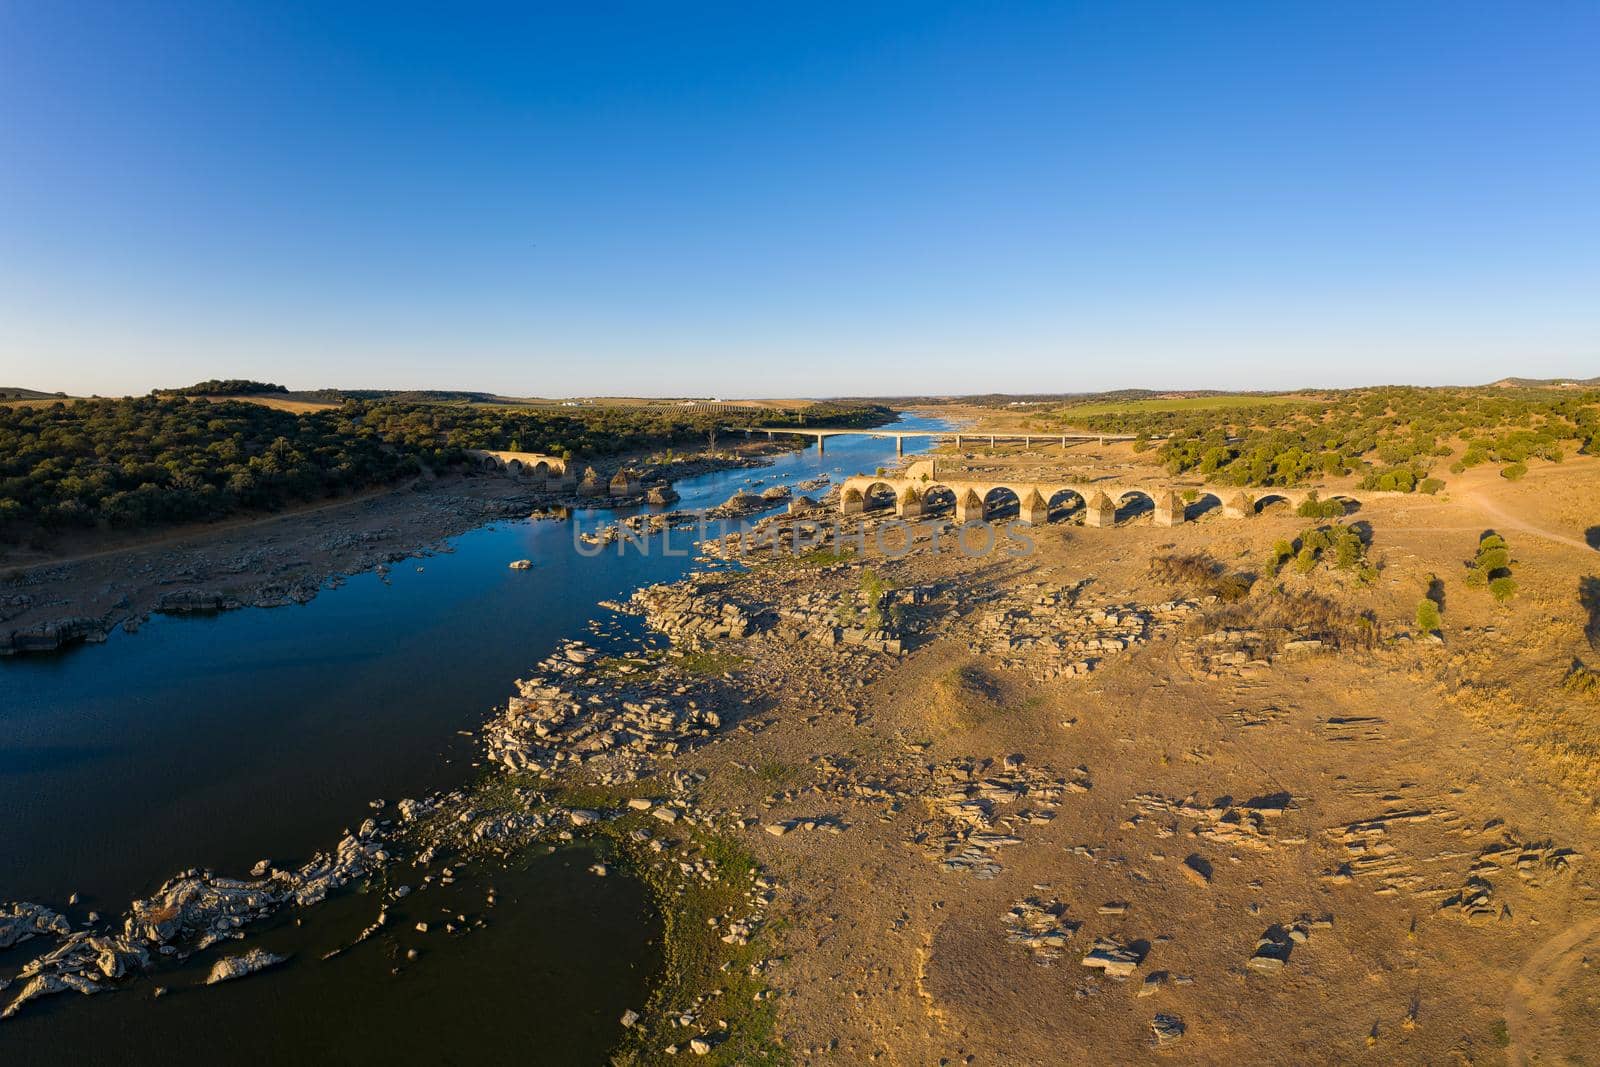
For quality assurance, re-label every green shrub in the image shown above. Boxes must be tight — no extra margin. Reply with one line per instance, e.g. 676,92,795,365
1500,462,1528,481
1415,598,1442,633
1419,478,1445,495
1489,575,1517,603
1294,546,1318,575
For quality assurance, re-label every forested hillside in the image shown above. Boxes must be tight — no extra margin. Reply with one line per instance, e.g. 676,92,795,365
0,397,890,533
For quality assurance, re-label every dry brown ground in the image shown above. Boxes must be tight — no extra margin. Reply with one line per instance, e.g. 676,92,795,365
674,445,1600,1064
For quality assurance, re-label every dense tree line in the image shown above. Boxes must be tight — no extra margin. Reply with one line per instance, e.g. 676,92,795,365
0,397,890,534
160,380,290,396
1042,387,1600,491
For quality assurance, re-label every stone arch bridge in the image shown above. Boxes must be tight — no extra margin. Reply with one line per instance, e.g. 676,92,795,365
468,449,577,489
839,466,1381,527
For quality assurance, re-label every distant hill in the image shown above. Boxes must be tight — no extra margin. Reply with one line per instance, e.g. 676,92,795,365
0,386,69,400
1489,376,1600,389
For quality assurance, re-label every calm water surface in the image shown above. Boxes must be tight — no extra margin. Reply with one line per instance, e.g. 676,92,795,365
0,416,943,1061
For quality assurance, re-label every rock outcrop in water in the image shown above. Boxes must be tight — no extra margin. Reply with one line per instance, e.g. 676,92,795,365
206,947,289,985
0,818,390,1019
0,903,71,949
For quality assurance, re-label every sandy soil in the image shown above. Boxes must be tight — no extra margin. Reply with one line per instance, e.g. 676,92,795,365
643,441,1600,1063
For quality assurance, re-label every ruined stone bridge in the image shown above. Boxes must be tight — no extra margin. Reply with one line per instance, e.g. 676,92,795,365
738,426,1150,456
467,449,577,489
839,462,1384,527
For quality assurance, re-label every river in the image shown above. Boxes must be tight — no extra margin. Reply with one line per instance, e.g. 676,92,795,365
0,415,944,1063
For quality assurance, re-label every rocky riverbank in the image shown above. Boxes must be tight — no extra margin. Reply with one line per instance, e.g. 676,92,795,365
0,444,790,657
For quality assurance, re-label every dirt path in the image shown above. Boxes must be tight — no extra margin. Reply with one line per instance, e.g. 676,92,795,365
1504,914,1600,1065
1461,486,1598,556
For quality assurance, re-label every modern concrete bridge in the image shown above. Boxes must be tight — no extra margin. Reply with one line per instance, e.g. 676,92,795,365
838,462,1383,527
739,426,1146,455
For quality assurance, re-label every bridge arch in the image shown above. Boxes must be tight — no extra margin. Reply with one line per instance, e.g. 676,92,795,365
1047,488,1087,523
920,484,956,516
863,481,897,512
1115,489,1157,523
1253,492,1295,514
1185,491,1224,521
982,486,1021,520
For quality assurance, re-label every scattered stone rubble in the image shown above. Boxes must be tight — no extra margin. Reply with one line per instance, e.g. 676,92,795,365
484,638,727,784
1438,834,1579,923
971,583,1198,680
1184,628,1332,678
1126,791,1303,853
912,756,1083,878
632,578,769,645
1082,937,1146,979
1003,897,1078,962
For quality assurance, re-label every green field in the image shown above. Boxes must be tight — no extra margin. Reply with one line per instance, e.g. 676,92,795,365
1052,393,1326,418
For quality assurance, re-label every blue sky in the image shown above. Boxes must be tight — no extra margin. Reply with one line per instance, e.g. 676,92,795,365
1,2,1596,397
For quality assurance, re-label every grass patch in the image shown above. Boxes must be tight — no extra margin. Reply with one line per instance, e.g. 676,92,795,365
790,547,856,568
604,823,786,1065
674,650,750,677
1563,660,1600,700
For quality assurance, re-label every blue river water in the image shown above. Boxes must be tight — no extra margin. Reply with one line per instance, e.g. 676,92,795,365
0,416,942,1063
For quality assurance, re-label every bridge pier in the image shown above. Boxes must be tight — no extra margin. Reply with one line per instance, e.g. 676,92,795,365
1222,493,1254,520
1082,491,1116,527
817,435,825,456
954,490,982,524
1154,492,1186,527
896,436,904,456
1018,491,1048,524
954,434,963,450
896,488,924,518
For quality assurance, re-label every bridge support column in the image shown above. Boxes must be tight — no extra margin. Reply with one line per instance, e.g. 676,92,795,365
988,436,996,450
896,436,904,456
954,490,982,525
897,489,924,518
840,492,864,516
1018,491,1048,524
954,434,963,450
1222,493,1254,520
1082,491,1116,527
1154,492,1186,527
817,435,825,456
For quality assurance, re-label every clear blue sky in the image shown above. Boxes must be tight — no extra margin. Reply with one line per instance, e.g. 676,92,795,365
2,2,1596,397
